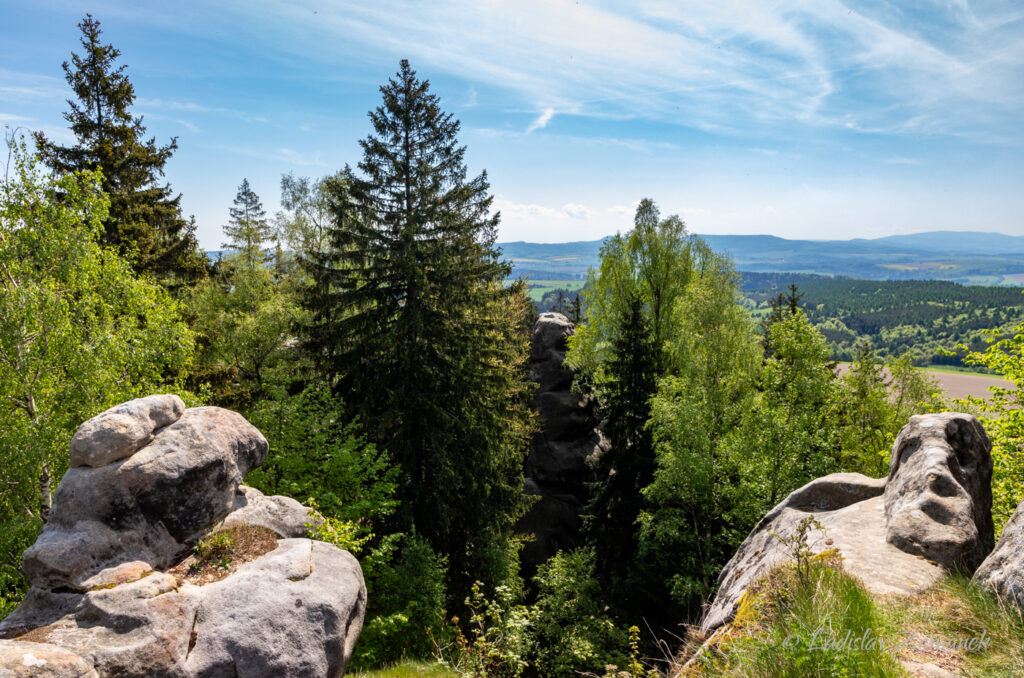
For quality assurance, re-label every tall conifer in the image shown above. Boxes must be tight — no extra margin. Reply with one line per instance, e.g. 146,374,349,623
304,61,532,595
223,178,272,270
33,15,205,284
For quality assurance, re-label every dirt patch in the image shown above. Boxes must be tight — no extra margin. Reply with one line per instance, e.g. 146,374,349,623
170,524,278,586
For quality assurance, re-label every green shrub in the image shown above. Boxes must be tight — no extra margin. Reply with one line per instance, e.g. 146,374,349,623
437,581,532,678
352,534,450,670
529,548,629,677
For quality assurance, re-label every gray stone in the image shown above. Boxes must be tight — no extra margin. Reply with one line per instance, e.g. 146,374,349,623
0,640,97,677
973,497,1024,609
23,407,268,590
518,313,607,575
702,472,944,634
185,539,366,678
69,395,185,468
222,486,311,538
884,413,994,572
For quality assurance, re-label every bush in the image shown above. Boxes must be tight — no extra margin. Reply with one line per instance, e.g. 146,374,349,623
529,548,629,677
437,581,532,678
352,534,450,670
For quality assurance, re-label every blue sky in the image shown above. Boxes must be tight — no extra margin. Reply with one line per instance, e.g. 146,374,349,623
2,1,1022,249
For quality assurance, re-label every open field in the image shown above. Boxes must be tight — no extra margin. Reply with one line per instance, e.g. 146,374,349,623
836,363,1011,401
353,662,456,678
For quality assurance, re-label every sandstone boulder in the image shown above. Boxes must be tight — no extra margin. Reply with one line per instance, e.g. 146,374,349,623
1,398,366,678
23,407,268,590
884,413,993,571
69,394,185,468
973,497,1024,609
0,640,97,677
701,413,996,635
221,485,311,538
186,539,365,677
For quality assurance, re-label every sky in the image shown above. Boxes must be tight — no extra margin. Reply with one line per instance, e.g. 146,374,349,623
1,1,1023,249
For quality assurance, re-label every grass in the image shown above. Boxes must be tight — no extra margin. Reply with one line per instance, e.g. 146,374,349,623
351,661,457,678
169,524,278,585
679,560,1024,678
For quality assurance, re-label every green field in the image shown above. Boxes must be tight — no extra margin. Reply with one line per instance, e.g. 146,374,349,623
525,278,586,302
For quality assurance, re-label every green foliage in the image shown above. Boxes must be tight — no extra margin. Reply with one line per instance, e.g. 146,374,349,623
703,561,902,677
837,345,945,476
222,178,274,271
742,274,1024,367
245,383,398,527
305,499,371,556
739,311,843,508
303,60,533,599
193,530,235,571
955,320,1024,532
639,245,764,620
0,136,194,610
529,548,628,678
437,582,532,678
567,198,690,379
584,289,658,602
32,15,205,284
354,535,450,670
187,254,305,407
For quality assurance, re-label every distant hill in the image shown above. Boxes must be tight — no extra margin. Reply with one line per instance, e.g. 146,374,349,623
497,231,1024,286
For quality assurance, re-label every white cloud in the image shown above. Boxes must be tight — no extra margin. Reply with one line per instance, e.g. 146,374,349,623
526,107,555,133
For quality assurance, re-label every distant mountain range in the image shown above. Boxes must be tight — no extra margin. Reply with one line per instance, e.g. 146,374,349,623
497,231,1024,286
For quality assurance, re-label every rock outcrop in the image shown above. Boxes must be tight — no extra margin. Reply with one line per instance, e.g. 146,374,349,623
884,413,993,571
517,313,608,574
1,396,366,678
702,412,993,635
973,497,1024,609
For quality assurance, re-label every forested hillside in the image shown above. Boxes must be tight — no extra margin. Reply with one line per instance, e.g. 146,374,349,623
4,14,1024,678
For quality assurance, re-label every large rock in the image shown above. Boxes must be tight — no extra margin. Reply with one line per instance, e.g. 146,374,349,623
701,413,996,635
701,473,945,633
69,395,185,468
884,413,993,571
1,398,366,678
517,313,607,573
221,486,311,538
186,539,365,677
23,407,269,590
973,498,1024,609
0,640,97,677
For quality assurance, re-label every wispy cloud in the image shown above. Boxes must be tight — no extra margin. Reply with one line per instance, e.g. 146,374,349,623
137,98,269,123
209,0,1022,144
526,107,555,133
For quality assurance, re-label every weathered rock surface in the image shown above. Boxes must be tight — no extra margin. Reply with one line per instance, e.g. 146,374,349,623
0,640,98,677
973,497,1024,608
221,485,311,538
884,413,993,571
24,407,269,590
518,312,607,574
186,539,365,677
702,413,995,634
1,398,366,678
69,394,185,468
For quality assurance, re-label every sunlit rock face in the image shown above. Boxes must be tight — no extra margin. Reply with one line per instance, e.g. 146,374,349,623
884,413,993,572
1,396,366,678
974,499,1024,609
702,412,995,636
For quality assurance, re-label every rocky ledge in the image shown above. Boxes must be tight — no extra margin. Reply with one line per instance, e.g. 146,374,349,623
0,395,366,678
702,412,995,635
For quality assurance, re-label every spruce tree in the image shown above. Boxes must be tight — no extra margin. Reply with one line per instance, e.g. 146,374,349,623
33,15,205,284
584,288,658,609
304,60,532,596
223,178,272,270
